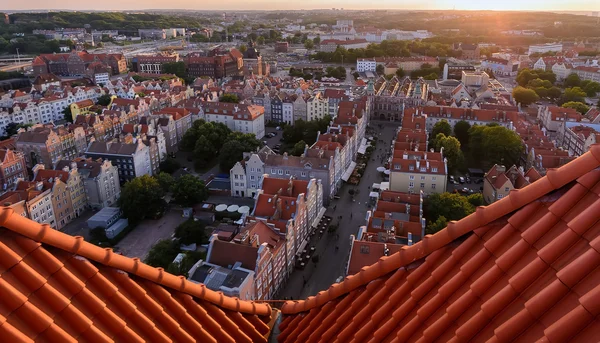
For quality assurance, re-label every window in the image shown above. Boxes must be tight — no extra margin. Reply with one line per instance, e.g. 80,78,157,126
360,245,370,254
432,176,437,181
432,167,438,173
409,165,414,171
285,170,290,175
505,187,510,192
409,182,414,188
421,176,426,180
420,183,425,188
409,175,415,180
278,169,283,175
250,175,255,180
301,171,307,177
432,184,436,189
498,194,504,199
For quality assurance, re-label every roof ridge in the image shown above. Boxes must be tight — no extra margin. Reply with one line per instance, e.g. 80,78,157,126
280,146,600,314
0,208,271,317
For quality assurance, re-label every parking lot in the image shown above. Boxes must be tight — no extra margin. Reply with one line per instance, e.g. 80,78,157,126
446,174,484,195
262,127,284,152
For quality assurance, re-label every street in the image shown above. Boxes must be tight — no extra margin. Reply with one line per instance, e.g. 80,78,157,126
278,121,399,300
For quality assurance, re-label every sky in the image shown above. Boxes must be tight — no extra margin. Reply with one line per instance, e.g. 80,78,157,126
3,0,600,11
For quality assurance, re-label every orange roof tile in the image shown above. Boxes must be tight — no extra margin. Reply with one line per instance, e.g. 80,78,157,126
0,208,272,342
278,145,600,342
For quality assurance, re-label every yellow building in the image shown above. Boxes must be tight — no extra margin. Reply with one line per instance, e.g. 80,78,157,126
69,99,95,120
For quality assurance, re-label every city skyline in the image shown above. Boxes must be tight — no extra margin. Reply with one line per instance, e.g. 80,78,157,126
3,0,600,12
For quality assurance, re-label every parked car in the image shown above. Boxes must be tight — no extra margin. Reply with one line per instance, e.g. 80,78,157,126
466,177,471,183
449,175,455,182
459,177,465,184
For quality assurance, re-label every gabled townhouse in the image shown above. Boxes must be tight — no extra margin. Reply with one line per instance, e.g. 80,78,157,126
202,102,266,139
206,219,288,300
1,180,56,227
55,158,121,210
538,106,583,137
264,152,335,203
16,125,84,168
348,191,425,274
31,166,77,230
270,93,283,123
230,147,274,198
420,106,518,132
0,148,27,191
306,92,328,121
557,122,600,156
324,89,348,117
483,164,542,204
85,139,153,183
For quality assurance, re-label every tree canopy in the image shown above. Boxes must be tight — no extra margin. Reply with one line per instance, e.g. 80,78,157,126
180,120,232,168
562,101,590,115
431,119,452,140
159,157,181,174
561,87,587,104
433,134,463,173
468,125,523,169
453,120,471,147
96,94,112,106
512,86,539,106
219,93,239,103
155,172,174,193
424,192,478,234
218,132,262,171
282,116,331,146
174,219,207,246
118,175,166,225
171,174,208,207
145,239,180,269
564,73,581,88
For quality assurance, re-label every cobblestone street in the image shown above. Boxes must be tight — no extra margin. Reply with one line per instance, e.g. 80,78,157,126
278,121,399,300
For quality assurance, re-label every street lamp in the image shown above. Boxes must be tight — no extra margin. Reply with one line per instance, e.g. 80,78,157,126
15,48,20,64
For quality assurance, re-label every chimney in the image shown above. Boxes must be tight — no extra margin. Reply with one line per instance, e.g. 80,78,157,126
36,182,43,191
283,152,288,160
416,160,420,169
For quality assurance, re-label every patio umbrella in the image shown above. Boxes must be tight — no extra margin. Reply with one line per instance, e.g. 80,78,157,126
227,205,240,212
376,167,386,172
215,204,228,212
238,206,250,214
384,170,391,175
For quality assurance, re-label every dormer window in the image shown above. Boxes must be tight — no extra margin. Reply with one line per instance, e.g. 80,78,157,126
409,165,414,171
432,167,438,172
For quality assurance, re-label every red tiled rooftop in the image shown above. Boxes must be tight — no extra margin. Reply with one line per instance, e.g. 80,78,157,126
0,208,272,342
278,145,600,342
261,177,309,198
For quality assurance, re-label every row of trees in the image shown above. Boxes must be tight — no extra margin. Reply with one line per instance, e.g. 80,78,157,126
145,219,208,275
282,116,332,155
118,173,208,226
512,68,561,105
429,120,524,172
310,39,459,65
424,192,483,234
180,120,262,171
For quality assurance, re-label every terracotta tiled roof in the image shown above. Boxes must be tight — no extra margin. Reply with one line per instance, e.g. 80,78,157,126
0,208,272,342
261,177,308,198
278,146,600,342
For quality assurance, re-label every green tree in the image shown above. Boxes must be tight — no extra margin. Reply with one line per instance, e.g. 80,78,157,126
453,120,471,147
218,133,261,171
174,219,207,245
304,40,314,49
171,174,208,207
434,134,464,173
467,193,484,207
63,106,73,123
395,68,405,78
219,93,239,103
564,73,581,88
162,61,186,78
145,239,180,269
118,175,166,225
562,101,590,114
290,140,307,156
313,36,321,45
426,215,448,235
431,119,452,138
583,81,600,97
423,72,439,80
239,44,248,54
561,87,587,103
155,172,174,193
512,86,539,105
481,126,524,168
96,94,112,106
547,86,562,100
159,157,181,174
376,64,384,75
425,192,476,230
256,36,265,45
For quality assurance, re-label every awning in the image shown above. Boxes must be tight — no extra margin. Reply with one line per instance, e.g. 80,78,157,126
369,191,379,198
380,182,390,191
357,138,369,155
341,161,357,182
